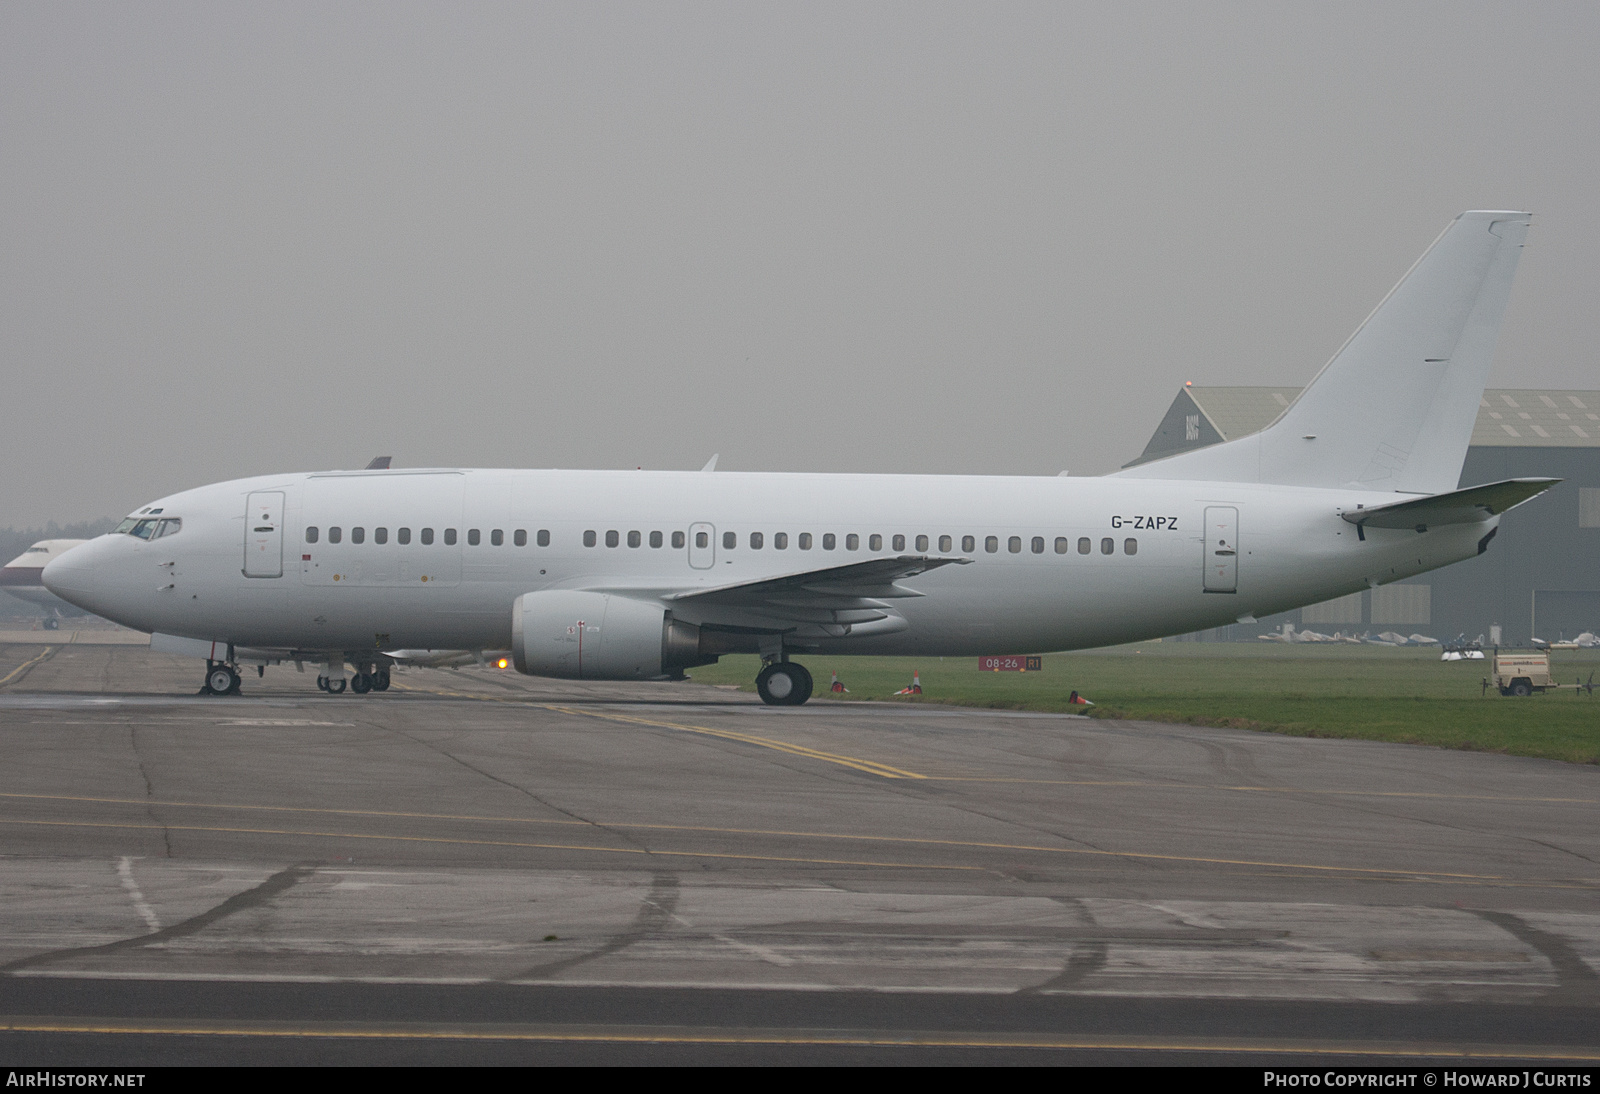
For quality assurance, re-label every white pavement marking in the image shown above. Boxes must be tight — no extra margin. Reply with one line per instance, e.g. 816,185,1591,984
116,856,161,933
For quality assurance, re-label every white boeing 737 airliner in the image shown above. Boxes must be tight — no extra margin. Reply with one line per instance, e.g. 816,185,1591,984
44,212,1556,703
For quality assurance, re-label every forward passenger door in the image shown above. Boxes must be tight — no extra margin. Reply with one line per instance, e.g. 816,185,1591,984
243,492,284,578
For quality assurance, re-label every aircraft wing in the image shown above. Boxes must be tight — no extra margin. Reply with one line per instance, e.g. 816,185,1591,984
665,555,971,610
1342,477,1559,530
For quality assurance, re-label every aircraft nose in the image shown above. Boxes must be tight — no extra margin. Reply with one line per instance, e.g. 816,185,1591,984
42,544,98,602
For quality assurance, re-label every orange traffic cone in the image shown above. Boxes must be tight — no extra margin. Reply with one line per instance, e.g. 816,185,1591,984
830,671,848,693
895,671,923,696
1068,689,1094,706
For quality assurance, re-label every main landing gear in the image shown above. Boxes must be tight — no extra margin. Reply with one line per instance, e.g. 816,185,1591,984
318,666,390,696
201,660,241,696
348,667,391,694
756,661,813,706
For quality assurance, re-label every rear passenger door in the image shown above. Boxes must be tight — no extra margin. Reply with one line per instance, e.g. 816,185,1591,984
1203,506,1238,593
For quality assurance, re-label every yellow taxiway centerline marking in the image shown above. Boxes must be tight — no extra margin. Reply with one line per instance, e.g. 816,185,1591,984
0,646,55,688
1,1018,1598,1060
385,679,1600,802
389,679,923,778
5,792,1594,885
544,705,926,780
0,818,977,871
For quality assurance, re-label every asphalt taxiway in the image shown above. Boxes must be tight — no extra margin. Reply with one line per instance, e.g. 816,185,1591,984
2,640,1597,1064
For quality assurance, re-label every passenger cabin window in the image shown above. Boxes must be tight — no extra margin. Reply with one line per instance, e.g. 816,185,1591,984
538,529,550,547
869,534,882,551
514,530,526,547
305,526,319,544
750,532,763,549
421,528,434,545
375,527,388,545
606,530,619,548
823,534,836,550
696,531,709,549
723,531,736,549
1125,538,1138,555
799,533,812,550
939,535,952,552
962,535,975,553
491,529,503,546
672,531,685,549
892,534,905,551
583,530,596,547
1055,537,1069,554
628,531,641,548
916,535,929,552
1101,537,1114,555
1031,536,1044,554
352,527,365,544
1008,536,1022,554
399,528,411,545
1078,537,1091,554
985,536,998,553
329,527,342,544
650,531,663,548
846,534,859,551
444,529,458,546
467,529,480,546
774,532,787,549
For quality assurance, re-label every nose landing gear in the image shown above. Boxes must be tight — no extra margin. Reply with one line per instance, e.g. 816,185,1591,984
756,661,813,706
201,661,241,696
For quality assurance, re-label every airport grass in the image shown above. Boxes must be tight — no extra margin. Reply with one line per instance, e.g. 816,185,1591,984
689,644,1600,764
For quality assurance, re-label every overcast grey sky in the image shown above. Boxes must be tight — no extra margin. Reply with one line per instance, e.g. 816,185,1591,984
3,2,1597,526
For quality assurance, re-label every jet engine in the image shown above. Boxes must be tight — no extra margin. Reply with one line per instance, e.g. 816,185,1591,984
511,590,717,680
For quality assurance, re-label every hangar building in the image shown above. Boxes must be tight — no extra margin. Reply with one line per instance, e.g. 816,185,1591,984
1128,386,1600,645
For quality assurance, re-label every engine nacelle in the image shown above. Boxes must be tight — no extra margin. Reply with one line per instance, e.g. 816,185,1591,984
511,590,714,680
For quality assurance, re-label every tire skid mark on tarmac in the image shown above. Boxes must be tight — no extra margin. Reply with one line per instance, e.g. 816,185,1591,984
505,873,679,982
0,861,317,976
1470,909,1600,1005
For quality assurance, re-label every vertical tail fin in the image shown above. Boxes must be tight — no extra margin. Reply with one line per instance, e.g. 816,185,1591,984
1117,211,1531,493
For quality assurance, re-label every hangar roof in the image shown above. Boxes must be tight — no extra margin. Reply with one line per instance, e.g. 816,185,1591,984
1129,386,1600,468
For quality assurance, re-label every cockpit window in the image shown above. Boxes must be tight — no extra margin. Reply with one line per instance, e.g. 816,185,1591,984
114,518,138,534
128,519,160,540
152,519,182,539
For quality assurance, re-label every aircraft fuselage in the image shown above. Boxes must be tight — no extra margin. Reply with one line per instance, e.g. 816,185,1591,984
44,467,1488,656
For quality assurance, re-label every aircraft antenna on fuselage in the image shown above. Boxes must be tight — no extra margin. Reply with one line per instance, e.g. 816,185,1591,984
364,456,393,470
700,454,719,472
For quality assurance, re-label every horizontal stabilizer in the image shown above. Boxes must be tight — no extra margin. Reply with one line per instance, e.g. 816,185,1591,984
1342,478,1559,530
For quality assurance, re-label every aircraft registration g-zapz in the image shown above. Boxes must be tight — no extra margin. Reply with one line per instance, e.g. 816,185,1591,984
45,212,1557,704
